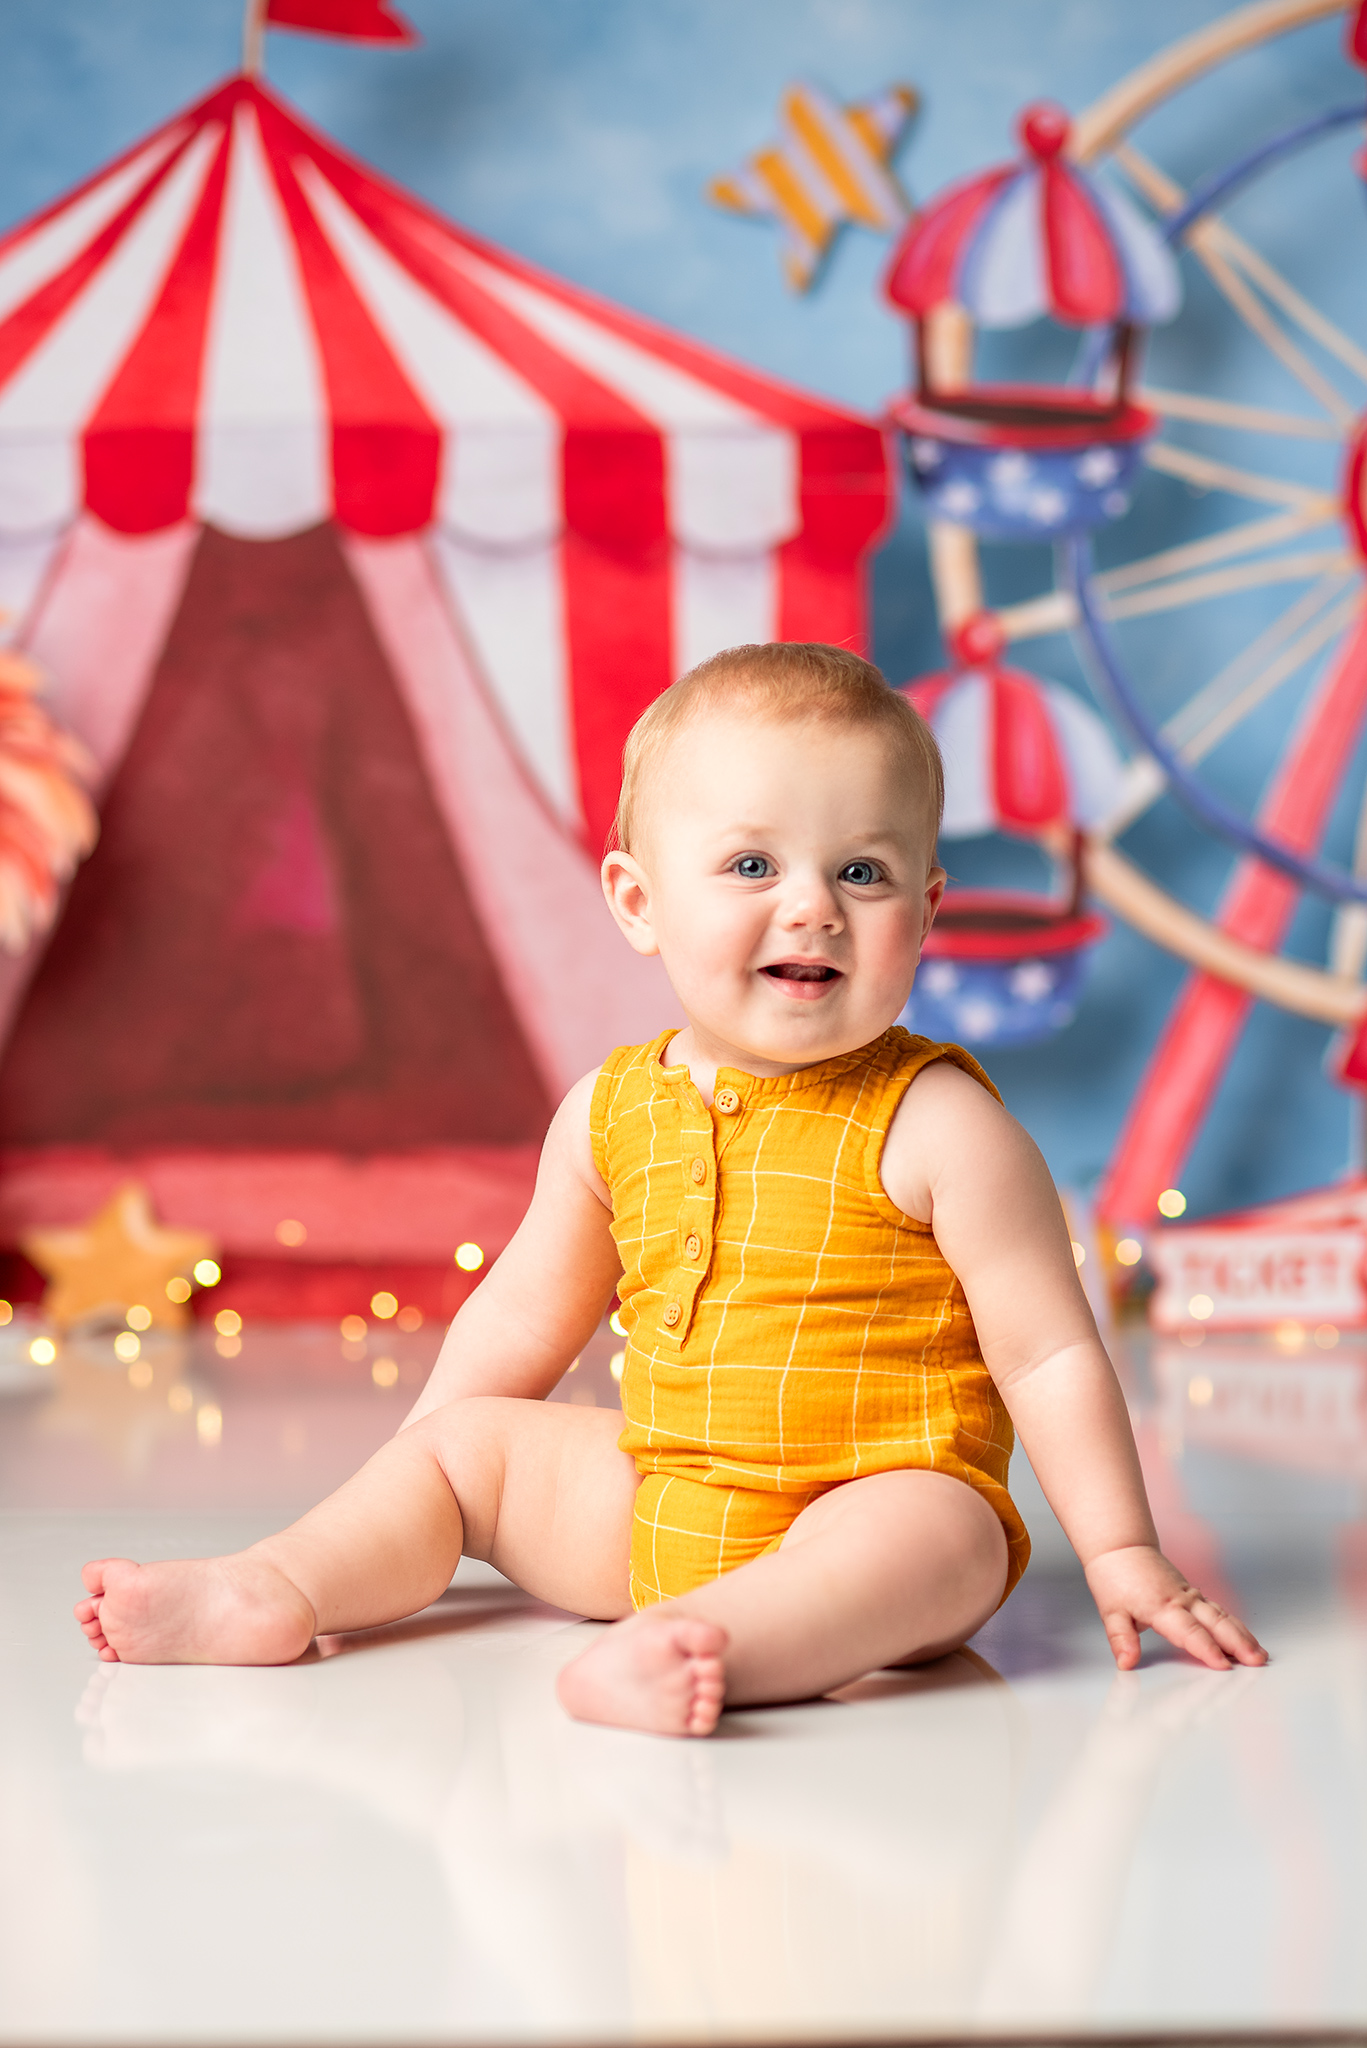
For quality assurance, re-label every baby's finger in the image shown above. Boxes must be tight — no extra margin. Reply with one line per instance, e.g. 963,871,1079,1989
1103,1609,1142,1670
1158,1604,1232,1671
1197,1601,1268,1667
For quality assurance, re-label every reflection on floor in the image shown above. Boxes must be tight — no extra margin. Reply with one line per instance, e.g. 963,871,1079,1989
1,1318,1365,2040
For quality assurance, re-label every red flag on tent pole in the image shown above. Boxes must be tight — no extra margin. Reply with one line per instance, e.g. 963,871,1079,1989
242,0,417,76
266,0,418,41
1349,0,1367,65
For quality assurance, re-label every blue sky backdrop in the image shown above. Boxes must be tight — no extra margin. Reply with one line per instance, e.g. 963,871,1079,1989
1,0,1364,1216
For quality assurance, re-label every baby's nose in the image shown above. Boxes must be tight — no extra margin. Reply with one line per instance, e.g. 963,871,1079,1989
780,877,842,927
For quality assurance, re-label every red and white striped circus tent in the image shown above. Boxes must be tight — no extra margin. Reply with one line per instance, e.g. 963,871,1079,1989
0,75,891,1315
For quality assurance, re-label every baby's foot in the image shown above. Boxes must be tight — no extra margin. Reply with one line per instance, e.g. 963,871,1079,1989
74,1556,315,1666
556,1611,728,1737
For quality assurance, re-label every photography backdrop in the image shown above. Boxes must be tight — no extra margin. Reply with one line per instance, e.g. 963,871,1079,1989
0,0,1362,1222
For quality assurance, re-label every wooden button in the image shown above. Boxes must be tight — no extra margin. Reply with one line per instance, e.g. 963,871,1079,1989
684,1233,702,1261
690,1157,707,1183
662,1299,682,1327
714,1087,741,1114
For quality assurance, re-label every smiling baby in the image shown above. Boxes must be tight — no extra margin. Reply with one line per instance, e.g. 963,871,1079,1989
75,642,1265,1732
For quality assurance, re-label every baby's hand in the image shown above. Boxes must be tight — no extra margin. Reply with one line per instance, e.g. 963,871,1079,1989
1084,1545,1268,1671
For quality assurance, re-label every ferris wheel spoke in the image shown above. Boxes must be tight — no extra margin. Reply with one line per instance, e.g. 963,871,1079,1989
1144,439,1339,507
1104,546,1352,619
1163,573,1355,747
1095,578,1357,838
1138,385,1339,439
1093,502,1337,596
1113,141,1358,424
995,590,1079,642
996,528,1342,641
1205,221,1367,391
1195,239,1360,425
1175,585,1361,761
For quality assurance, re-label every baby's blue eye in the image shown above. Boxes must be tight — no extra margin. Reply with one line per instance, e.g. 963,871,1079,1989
840,860,881,886
734,855,771,879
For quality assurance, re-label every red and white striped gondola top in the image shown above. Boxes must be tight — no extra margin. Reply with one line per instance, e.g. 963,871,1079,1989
885,103,1180,331
0,75,884,550
908,662,1126,837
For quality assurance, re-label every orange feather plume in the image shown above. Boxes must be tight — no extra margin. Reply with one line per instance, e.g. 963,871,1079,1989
0,648,98,953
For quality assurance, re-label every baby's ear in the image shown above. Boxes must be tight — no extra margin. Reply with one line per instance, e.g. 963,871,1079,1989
601,851,660,956
921,864,947,943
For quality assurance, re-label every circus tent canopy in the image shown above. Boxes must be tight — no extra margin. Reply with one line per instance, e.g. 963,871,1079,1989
0,76,891,1309
0,75,891,848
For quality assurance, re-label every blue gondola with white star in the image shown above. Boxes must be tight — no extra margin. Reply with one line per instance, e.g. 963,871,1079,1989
883,100,1181,540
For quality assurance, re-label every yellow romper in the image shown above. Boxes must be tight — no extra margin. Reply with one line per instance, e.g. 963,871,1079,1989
589,1025,1031,1609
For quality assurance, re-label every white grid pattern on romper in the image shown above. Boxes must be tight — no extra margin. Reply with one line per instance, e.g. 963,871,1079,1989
599,1031,1015,1520
699,1079,939,1482
769,1057,872,1478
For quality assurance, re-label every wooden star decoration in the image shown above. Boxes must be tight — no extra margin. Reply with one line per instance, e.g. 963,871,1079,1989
708,80,918,291
23,1184,217,1331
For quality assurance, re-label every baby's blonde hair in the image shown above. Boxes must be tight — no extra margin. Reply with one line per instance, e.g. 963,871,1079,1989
611,642,944,856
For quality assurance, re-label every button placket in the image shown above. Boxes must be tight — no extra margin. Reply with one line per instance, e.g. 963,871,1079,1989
659,1098,717,1348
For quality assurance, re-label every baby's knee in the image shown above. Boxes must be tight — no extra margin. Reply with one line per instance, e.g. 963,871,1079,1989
410,1396,523,1552
414,1393,527,1465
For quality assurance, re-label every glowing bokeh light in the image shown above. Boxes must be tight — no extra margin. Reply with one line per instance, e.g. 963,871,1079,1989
29,1337,56,1365
1187,1375,1214,1406
214,1308,242,1337
339,1314,367,1343
113,1331,141,1362
372,1356,399,1388
1188,1294,1214,1321
168,1383,194,1414
194,1259,222,1287
396,1304,423,1332
166,1276,192,1303
1157,1189,1187,1219
196,1403,223,1445
454,1242,485,1272
610,1350,626,1381
126,1304,152,1331
370,1291,398,1319
1115,1238,1143,1266
275,1219,307,1247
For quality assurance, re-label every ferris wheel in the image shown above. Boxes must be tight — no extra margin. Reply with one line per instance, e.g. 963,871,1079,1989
887,0,1367,1229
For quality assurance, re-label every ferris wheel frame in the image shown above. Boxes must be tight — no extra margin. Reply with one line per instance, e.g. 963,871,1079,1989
921,0,1367,1033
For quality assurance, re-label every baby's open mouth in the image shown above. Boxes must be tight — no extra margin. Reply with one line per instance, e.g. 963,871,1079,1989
762,962,841,982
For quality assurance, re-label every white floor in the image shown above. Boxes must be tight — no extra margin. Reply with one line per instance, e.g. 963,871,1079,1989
1,1314,1365,2042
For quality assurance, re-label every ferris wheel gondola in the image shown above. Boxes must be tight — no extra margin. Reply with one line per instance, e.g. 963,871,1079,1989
887,0,1367,1227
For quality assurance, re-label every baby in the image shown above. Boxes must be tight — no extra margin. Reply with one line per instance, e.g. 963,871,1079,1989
75,642,1266,1734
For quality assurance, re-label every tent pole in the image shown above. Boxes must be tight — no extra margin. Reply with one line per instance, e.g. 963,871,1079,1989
242,0,268,77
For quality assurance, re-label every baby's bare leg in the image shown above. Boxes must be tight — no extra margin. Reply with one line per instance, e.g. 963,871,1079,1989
75,1399,637,1666
558,1469,1007,1733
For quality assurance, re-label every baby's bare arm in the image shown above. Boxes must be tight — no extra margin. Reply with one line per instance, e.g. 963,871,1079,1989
881,1065,1265,1670
402,1072,621,1428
